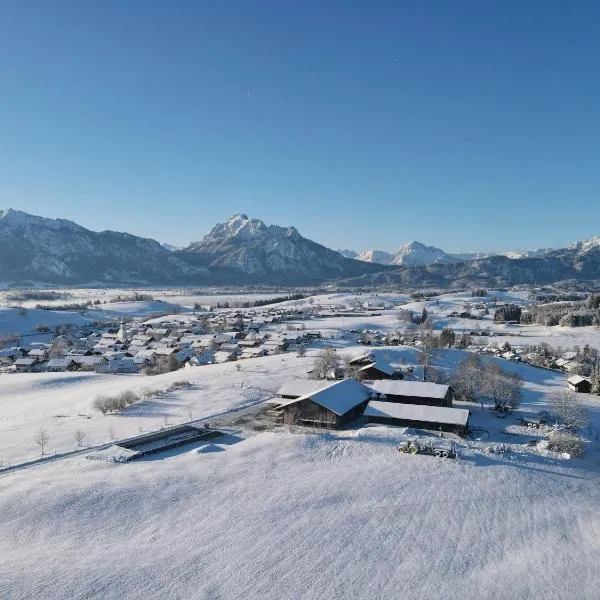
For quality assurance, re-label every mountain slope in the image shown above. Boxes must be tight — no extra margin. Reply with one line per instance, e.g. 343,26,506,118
0,209,206,284
355,249,395,265
391,241,462,267
337,249,358,259
178,214,387,284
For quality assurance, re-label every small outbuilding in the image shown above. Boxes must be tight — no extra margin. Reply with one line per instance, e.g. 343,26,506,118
568,375,592,394
364,401,470,434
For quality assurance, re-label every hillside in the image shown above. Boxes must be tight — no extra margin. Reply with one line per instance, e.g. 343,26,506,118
0,209,205,285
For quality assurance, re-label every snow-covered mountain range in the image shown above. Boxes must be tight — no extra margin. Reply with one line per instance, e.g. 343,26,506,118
350,241,466,267
346,243,557,267
179,214,384,284
0,209,204,284
1,208,599,287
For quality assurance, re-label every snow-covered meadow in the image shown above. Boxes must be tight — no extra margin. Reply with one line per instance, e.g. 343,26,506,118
1,412,599,599
1,289,600,599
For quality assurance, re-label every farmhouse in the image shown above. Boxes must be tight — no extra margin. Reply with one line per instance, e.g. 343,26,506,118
274,378,372,428
364,401,470,434
46,358,77,372
366,380,453,407
568,375,592,394
13,357,37,372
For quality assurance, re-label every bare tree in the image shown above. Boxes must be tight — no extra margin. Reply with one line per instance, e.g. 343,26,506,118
396,309,413,324
296,345,307,357
93,396,111,415
483,364,522,410
34,427,49,457
344,360,365,381
311,347,339,380
451,353,483,403
74,429,86,447
49,336,69,358
550,390,589,431
186,405,193,422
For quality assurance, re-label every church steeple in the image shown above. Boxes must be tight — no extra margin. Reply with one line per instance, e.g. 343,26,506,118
117,318,128,343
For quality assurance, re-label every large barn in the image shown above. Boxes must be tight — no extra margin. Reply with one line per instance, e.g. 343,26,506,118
274,379,373,428
364,401,470,434
366,380,453,407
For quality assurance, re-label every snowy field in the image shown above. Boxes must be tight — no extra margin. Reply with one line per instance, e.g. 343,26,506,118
0,307,92,338
0,288,293,310
1,409,599,599
0,354,313,465
2,290,600,599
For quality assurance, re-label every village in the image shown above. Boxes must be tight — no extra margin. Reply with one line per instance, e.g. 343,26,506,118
0,289,597,398
0,288,597,465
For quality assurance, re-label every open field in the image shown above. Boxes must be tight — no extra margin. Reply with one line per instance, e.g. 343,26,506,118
2,289,600,599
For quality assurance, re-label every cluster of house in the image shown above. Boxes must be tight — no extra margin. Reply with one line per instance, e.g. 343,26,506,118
471,344,591,373
271,352,470,434
0,313,322,375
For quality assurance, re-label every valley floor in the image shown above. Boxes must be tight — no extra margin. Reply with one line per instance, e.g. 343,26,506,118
1,425,599,600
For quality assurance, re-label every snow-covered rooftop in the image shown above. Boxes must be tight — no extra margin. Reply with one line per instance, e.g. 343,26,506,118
364,401,469,426
366,380,450,400
276,378,372,415
277,380,324,399
358,360,395,376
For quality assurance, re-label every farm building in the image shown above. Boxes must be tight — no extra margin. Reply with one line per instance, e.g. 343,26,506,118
347,352,375,367
568,375,592,394
276,380,324,401
366,380,453,407
358,360,400,380
364,401,470,434
274,378,373,428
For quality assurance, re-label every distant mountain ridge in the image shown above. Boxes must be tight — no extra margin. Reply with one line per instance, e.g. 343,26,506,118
0,208,598,288
334,241,600,289
352,241,464,267
0,209,204,284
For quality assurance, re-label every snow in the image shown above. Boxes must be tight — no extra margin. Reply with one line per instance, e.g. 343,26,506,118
2,289,600,599
0,307,91,337
0,354,312,464
365,400,470,426
1,425,599,599
276,380,324,398
367,379,450,399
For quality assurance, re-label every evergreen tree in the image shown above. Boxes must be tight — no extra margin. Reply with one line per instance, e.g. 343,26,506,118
440,327,456,348
591,361,600,395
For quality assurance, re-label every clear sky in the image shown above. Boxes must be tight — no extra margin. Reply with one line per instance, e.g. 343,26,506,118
1,1,600,254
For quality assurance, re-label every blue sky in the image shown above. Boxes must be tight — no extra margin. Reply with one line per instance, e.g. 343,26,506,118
1,1,600,253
